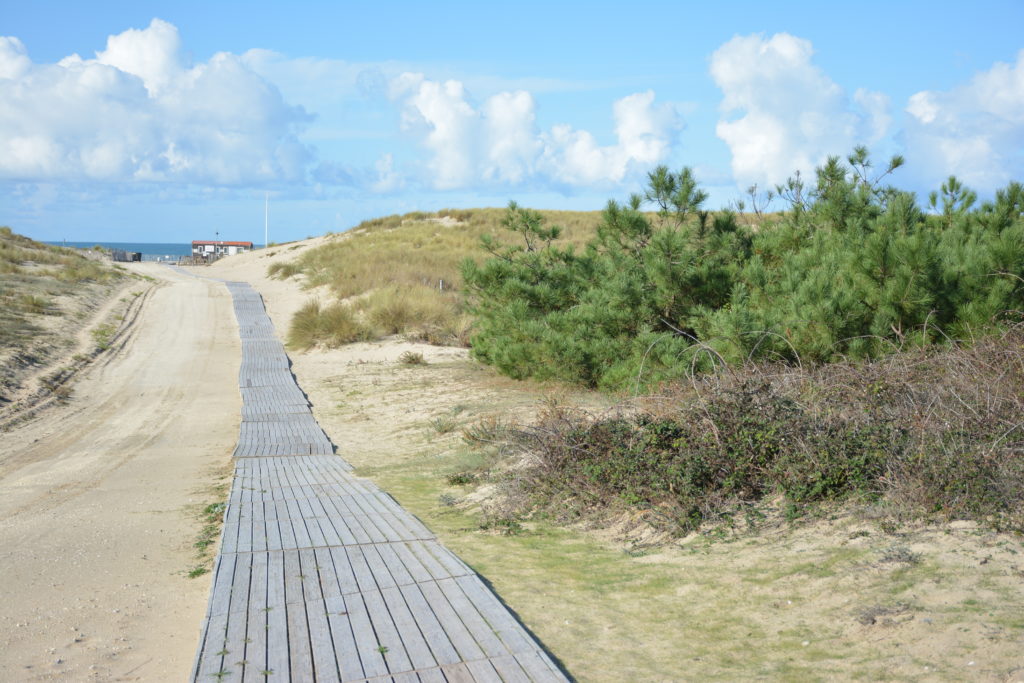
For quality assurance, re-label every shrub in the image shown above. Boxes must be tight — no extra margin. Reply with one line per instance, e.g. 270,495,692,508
490,328,1024,533
398,350,426,365
464,152,1024,389
287,299,371,349
360,284,463,344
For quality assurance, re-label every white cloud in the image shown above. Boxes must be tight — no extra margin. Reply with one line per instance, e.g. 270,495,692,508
0,37,31,79
903,49,1024,191
372,153,403,193
711,33,889,187
393,74,679,189
400,78,479,189
0,19,313,185
482,90,540,184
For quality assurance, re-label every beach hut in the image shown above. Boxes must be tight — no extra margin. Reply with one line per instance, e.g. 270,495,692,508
191,240,254,260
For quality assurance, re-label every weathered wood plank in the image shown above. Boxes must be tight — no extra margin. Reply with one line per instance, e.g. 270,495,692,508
323,594,364,681
341,593,390,680
306,597,341,682
286,591,315,681
362,587,413,674
379,584,438,670
265,551,290,680
416,580,485,662
396,583,460,667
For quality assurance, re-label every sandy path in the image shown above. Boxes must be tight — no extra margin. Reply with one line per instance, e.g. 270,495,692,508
0,264,240,681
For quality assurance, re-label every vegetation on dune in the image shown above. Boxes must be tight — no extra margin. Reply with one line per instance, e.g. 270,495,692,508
272,148,1024,532
452,149,1024,531
0,226,126,351
272,208,602,348
463,148,1024,390
476,328,1024,532
0,226,131,408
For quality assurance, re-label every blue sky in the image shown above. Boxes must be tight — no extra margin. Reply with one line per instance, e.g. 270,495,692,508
2,0,1023,243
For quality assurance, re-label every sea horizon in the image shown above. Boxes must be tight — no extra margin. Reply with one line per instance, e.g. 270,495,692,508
48,240,195,262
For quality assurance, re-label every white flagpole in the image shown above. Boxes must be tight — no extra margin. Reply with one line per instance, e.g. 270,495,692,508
264,192,269,248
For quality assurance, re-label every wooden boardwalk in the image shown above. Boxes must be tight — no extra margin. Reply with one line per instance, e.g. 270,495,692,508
191,281,567,682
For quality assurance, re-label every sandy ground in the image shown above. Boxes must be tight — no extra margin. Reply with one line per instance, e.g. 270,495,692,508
0,263,239,681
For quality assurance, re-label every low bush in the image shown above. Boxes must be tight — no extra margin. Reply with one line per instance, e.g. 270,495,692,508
287,299,371,349
361,284,464,342
489,328,1024,533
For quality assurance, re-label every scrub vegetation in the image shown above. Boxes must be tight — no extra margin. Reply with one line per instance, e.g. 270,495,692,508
473,329,1024,533
457,149,1024,532
277,147,1024,534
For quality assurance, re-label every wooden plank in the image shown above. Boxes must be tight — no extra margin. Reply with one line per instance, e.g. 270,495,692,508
346,546,381,593
374,544,415,587
327,546,361,596
433,578,508,659
455,576,534,655
340,593,389,680
286,591,315,681
221,604,248,683
514,650,566,682
306,598,341,682
323,594,365,682
464,659,504,683
396,583,460,666
265,551,290,680
241,557,269,683
406,541,453,581
360,545,397,591
487,655,531,683
441,662,485,683
227,554,253,615
416,580,485,662
207,554,237,617
362,587,413,674
379,584,438,670
195,612,229,681
390,543,434,585
417,667,449,683
284,550,306,605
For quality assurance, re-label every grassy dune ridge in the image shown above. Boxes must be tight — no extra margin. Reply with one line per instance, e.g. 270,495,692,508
268,208,604,347
0,226,133,414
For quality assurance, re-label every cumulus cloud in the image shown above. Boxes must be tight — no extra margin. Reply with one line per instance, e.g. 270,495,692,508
903,49,1024,191
0,19,313,185
482,90,540,184
392,73,679,190
710,33,889,187
372,153,403,193
539,91,678,186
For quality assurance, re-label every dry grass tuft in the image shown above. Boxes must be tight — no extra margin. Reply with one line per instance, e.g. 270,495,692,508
287,299,372,349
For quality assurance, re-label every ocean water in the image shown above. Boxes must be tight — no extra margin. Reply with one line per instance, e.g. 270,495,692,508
47,241,193,262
